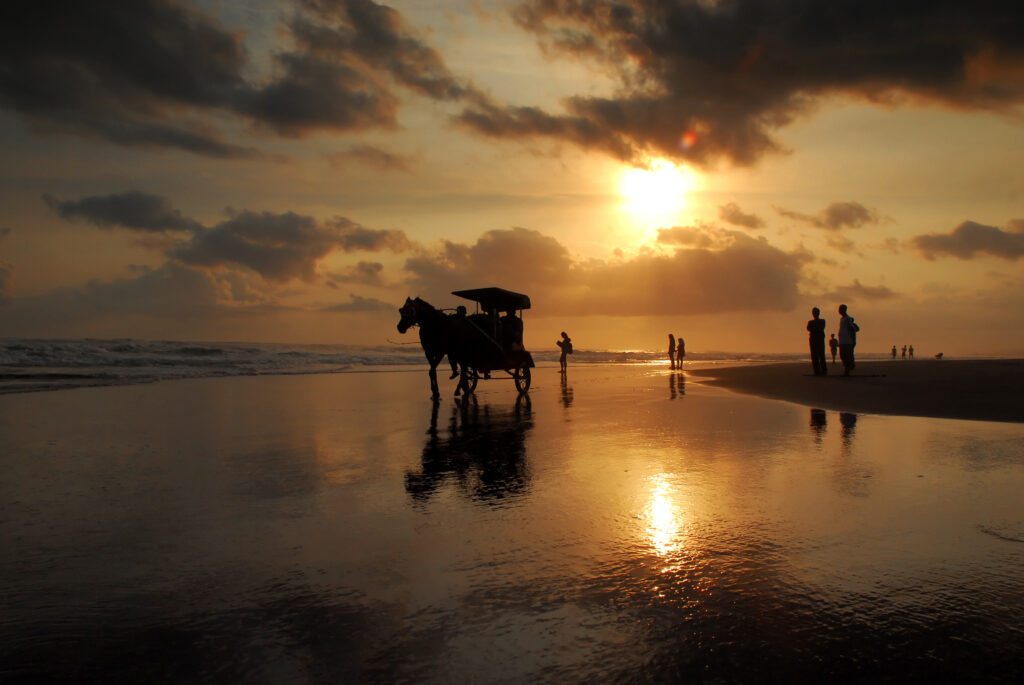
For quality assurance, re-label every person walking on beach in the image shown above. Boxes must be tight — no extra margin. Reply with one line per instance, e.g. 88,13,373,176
838,304,860,376
901,345,907,359
909,345,914,359
556,331,572,373
891,345,897,360
676,337,685,369
668,334,676,370
829,334,839,364
806,307,827,376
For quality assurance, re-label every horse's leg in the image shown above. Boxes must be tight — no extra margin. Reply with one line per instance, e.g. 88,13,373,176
426,351,443,398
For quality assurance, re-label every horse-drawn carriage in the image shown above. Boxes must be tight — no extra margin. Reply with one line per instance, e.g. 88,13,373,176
397,287,536,397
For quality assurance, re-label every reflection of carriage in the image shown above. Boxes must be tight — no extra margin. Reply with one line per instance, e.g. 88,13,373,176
450,287,535,395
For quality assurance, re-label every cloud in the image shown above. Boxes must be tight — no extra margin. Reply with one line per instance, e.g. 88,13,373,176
776,202,881,230
46,190,414,283
719,202,764,229
43,191,204,233
326,144,412,171
0,0,481,155
404,225,805,315
320,293,393,312
327,261,386,286
173,212,412,282
822,279,896,301
911,220,1024,261
656,225,715,248
460,1,1024,166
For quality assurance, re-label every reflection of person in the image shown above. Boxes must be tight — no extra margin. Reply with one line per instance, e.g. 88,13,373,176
810,408,827,445
806,307,827,376
829,334,839,364
838,304,860,376
556,331,572,373
676,337,685,368
668,334,676,369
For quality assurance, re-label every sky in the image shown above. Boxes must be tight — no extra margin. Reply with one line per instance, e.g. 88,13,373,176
1,0,1023,355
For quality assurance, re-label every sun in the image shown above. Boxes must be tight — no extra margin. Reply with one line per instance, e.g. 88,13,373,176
618,159,698,231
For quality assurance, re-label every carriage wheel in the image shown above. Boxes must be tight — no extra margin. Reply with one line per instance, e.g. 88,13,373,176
513,364,531,394
466,368,479,394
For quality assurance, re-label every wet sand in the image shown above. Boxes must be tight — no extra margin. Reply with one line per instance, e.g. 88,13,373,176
2,365,1023,681
688,359,1024,423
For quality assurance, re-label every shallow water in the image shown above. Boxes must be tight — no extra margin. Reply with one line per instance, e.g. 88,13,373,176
2,365,1023,682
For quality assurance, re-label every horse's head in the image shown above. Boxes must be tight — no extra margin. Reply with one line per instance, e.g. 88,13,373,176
397,297,417,333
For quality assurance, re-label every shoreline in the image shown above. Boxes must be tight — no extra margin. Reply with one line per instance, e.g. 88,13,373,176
687,359,1024,423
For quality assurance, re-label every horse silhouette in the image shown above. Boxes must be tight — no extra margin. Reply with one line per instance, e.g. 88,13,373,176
397,296,462,398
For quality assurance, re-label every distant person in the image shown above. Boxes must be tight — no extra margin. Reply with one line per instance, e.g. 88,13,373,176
829,334,839,364
891,345,897,360
556,331,572,373
676,337,685,368
837,304,860,376
668,333,676,370
935,352,944,360
909,345,914,359
901,345,907,360
806,307,827,376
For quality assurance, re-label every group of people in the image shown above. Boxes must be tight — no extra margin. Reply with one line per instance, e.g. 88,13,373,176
668,334,686,369
807,304,860,377
891,344,915,359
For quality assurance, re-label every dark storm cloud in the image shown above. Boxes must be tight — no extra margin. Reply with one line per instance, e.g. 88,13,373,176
776,202,881,230
0,0,481,155
719,202,764,229
43,191,204,233
911,220,1024,261
462,0,1024,166
823,279,896,301
404,225,805,315
320,292,393,312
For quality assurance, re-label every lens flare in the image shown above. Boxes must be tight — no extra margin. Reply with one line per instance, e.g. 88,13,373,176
680,130,698,150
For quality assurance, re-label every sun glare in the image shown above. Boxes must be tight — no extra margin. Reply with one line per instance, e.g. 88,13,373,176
619,159,698,231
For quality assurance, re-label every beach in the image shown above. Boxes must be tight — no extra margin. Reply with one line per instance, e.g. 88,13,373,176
689,359,1024,423
2,363,1023,682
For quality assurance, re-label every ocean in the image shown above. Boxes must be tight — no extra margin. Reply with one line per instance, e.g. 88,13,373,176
0,337,820,394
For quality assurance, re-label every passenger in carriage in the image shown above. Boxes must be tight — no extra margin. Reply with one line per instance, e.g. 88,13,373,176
501,309,524,351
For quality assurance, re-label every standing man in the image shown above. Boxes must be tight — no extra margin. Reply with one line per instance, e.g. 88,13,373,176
829,334,839,364
837,304,860,376
806,307,827,376
891,345,897,360
668,333,676,370
556,331,572,373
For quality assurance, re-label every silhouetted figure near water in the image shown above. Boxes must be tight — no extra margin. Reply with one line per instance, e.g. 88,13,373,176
891,345,897,360
909,345,914,359
838,304,859,376
676,337,685,368
901,345,907,360
829,334,838,364
807,307,827,376
556,331,572,372
668,334,676,369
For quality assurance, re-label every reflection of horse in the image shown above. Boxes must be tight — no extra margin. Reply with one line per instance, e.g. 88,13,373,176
405,395,533,503
397,297,459,398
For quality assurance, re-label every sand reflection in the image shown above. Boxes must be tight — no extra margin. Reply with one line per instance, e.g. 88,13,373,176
405,395,533,503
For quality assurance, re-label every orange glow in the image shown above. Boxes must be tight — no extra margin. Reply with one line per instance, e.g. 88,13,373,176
618,159,699,236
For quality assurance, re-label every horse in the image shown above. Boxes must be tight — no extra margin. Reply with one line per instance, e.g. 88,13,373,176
397,297,461,397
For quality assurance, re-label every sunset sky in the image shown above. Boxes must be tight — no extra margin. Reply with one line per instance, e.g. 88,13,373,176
1,0,1022,355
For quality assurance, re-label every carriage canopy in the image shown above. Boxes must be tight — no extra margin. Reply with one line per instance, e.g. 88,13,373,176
451,287,531,312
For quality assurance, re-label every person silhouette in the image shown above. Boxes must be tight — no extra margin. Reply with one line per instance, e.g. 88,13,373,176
806,307,827,376
837,304,859,376
891,345,897,360
676,337,685,368
668,333,676,369
829,334,839,364
909,344,914,359
556,331,572,373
